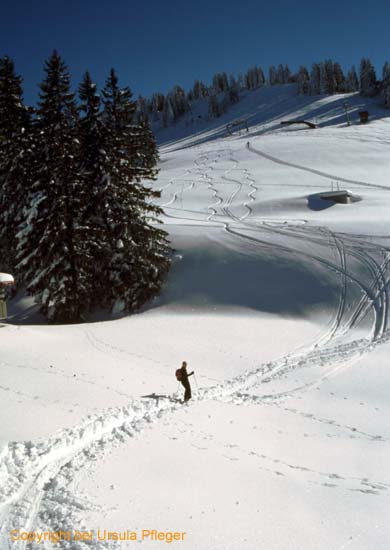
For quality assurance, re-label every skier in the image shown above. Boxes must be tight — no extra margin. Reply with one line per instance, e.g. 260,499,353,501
176,361,194,402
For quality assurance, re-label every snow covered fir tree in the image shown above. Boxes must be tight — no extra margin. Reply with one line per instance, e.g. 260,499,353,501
0,51,171,323
0,56,31,275
383,62,390,108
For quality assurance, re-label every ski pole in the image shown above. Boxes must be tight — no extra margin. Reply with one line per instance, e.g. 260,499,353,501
194,374,199,390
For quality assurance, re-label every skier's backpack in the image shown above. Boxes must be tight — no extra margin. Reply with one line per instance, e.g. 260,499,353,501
175,368,183,381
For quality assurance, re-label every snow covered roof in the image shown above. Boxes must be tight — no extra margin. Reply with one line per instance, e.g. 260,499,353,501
0,273,15,285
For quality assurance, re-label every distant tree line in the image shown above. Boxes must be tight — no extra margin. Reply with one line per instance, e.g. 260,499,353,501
139,57,390,127
296,58,382,97
0,51,171,323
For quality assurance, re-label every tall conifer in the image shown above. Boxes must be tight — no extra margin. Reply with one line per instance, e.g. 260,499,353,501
0,56,31,274
98,69,170,311
17,51,90,322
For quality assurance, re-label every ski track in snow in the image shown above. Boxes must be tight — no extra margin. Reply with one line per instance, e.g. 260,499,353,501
170,419,390,494
1,330,390,549
247,144,390,192
1,145,390,547
204,147,389,346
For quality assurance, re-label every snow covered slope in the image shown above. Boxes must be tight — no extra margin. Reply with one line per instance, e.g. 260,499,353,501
1,84,390,550
155,84,388,150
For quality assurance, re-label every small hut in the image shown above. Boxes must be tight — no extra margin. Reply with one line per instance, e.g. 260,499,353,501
0,273,15,320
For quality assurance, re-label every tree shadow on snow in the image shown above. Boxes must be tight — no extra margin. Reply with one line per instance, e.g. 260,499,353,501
5,290,47,325
146,228,346,319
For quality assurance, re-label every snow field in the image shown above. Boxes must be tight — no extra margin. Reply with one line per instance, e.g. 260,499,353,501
1,85,390,549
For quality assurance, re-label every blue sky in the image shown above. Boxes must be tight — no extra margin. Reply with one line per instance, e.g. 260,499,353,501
2,0,390,105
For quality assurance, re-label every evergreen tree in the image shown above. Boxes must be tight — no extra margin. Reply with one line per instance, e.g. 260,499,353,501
244,68,251,90
221,72,229,92
359,58,377,96
333,62,346,93
319,63,327,94
346,66,359,92
383,62,390,107
244,68,252,90
200,81,209,97
163,86,190,123
310,63,321,95
0,56,28,142
245,66,265,90
148,92,165,121
193,80,201,100
78,69,171,313
276,64,290,84
208,93,220,118
276,64,284,84
165,92,177,122
257,67,265,86
174,85,190,117
77,71,112,289
212,73,229,93
212,74,220,92
237,73,244,91
268,65,277,85
297,66,310,95
283,64,291,83
78,71,102,171
321,60,336,95
162,98,173,128
154,93,165,112
100,69,170,311
0,56,31,274
102,68,135,130
228,75,240,103
16,51,90,322
219,92,230,115
136,95,150,124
